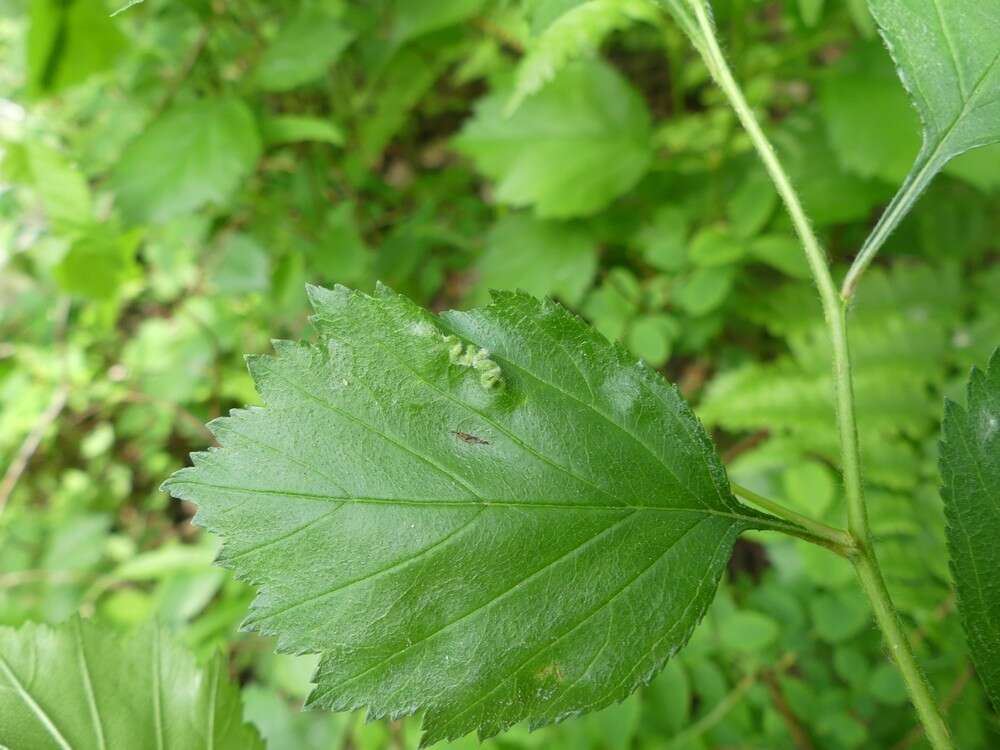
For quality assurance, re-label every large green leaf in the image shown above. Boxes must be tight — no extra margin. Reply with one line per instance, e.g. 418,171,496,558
112,97,261,223
164,284,789,745
856,0,1000,258
0,616,263,750
941,349,1000,712
454,59,652,218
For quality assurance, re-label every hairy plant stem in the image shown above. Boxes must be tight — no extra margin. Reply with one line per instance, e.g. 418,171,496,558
731,483,853,554
689,4,953,748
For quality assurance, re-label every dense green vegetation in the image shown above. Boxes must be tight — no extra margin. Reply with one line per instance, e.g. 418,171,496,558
1,1,998,748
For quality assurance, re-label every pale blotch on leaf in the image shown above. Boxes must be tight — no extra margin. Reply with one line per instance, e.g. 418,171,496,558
443,334,503,389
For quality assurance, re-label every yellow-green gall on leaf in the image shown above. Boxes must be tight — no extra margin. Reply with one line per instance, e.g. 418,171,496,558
444,335,503,389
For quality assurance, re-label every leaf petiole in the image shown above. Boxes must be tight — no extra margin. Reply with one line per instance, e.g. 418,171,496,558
731,482,854,554
840,147,945,300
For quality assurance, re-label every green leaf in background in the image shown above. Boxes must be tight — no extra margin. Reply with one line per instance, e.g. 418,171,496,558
626,313,679,367
53,227,142,300
506,0,657,115
311,203,370,285
674,266,734,316
455,59,652,218
688,226,745,267
112,97,261,223
355,44,461,168
0,616,263,749
820,43,921,184
388,0,487,46
164,284,783,745
774,114,888,226
782,460,835,516
261,115,345,147
255,9,355,92
748,234,811,279
4,141,93,233
718,610,779,653
940,349,1000,712
582,267,642,341
636,206,689,272
470,213,597,305
27,0,126,97
859,0,1000,253
726,167,777,239
798,0,826,27
207,233,271,296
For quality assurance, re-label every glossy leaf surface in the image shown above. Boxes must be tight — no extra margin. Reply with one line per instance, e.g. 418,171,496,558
164,285,780,745
941,349,1000,712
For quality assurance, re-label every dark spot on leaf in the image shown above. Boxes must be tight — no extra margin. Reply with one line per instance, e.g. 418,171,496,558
452,431,489,445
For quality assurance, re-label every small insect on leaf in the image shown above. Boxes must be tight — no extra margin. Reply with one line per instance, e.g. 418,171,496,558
452,431,490,445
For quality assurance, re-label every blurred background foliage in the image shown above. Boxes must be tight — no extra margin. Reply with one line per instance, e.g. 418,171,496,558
1,0,998,747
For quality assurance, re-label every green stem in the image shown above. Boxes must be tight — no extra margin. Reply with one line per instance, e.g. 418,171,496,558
731,483,853,552
854,552,954,750
689,5,952,748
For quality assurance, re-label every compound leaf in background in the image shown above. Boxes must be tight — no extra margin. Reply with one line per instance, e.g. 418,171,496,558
940,349,1000,712
0,616,263,750
455,59,652,218
112,97,261,223
163,284,789,746
506,0,658,115
469,213,597,306
858,0,1000,258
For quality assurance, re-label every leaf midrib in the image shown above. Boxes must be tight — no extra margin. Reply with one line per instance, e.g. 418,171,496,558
172,479,764,521
921,38,1000,150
